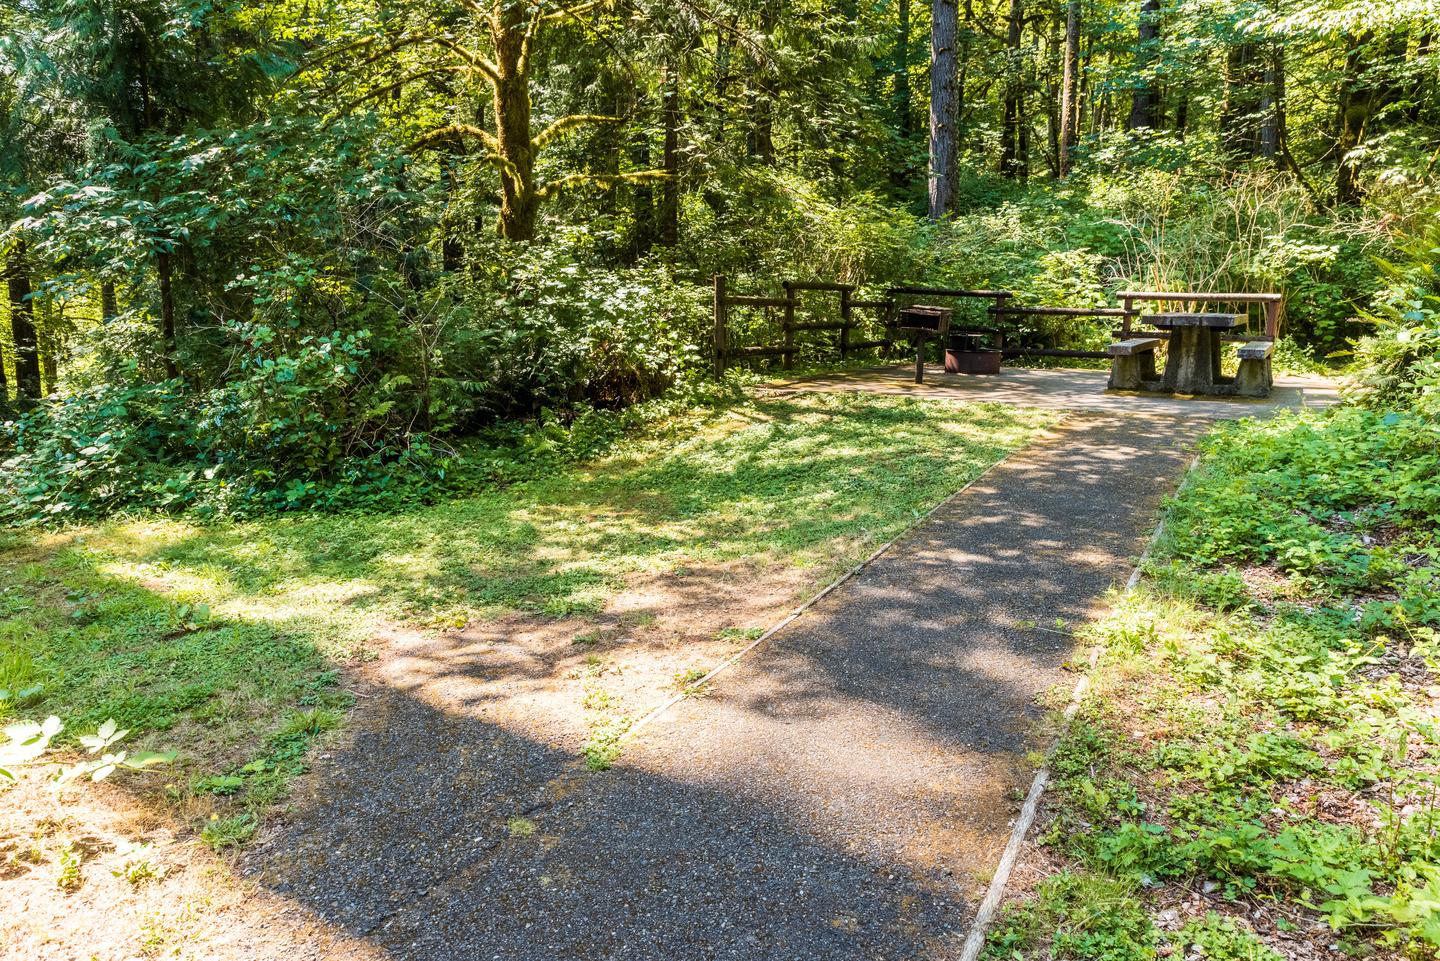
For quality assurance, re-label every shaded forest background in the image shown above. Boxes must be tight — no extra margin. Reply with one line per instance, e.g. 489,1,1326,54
1,0,1438,520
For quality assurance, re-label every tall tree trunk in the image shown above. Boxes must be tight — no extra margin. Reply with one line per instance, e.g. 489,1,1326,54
1046,20,1061,178
38,299,60,394
1000,0,1027,180
630,131,656,257
492,5,538,241
1127,0,1162,130
1259,45,1285,167
1408,32,1433,123
714,20,734,150
1335,34,1371,205
892,0,915,188
7,242,41,400
929,0,959,218
441,148,465,271
659,59,680,247
101,281,118,322
156,248,179,379
896,0,914,140
746,1,777,164
746,95,774,163
955,0,974,163
1058,0,1080,176
1221,42,1264,166
1336,34,1409,203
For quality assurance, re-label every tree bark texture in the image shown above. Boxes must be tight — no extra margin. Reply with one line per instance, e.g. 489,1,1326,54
660,59,680,247
1335,35,1371,205
1058,0,1080,176
896,0,914,142
929,0,959,218
1000,0,1027,180
157,248,179,379
1259,46,1286,166
492,3,538,241
6,241,41,399
1127,0,1162,130
1221,42,1264,165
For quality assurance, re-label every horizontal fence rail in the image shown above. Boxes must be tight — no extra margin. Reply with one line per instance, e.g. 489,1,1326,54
712,276,899,376
1117,290,1283,339
712,276,1285,376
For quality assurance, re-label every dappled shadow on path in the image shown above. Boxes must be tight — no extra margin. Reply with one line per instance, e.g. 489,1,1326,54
251,688,979,961
711,412,1203,753
610,412,1203,891
768,364,1322,417
246,411,1202,960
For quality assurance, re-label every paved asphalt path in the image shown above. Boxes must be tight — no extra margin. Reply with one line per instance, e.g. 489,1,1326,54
253,412,1203,960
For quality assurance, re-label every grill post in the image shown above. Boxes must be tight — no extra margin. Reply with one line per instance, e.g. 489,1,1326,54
713,274,728,378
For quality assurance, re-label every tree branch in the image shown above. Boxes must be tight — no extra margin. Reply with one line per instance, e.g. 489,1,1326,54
531,113,623,151
324,68,469,126
538,0,610,26
536,168,668,201
414,123,501,156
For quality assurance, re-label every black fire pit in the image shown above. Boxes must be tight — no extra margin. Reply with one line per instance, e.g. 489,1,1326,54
896,305,953,383
944,331,1002,375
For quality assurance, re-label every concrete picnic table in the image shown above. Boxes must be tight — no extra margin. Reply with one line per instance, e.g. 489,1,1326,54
1144,312,1242,395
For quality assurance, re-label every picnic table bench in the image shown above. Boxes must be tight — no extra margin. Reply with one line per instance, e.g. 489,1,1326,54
1111,292,1282,398
1106,336,1165,390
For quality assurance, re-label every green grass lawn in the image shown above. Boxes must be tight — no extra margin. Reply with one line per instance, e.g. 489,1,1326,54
1,392,1051,840
985,406,1440,959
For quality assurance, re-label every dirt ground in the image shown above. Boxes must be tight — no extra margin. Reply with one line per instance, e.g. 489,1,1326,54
0,556,819,960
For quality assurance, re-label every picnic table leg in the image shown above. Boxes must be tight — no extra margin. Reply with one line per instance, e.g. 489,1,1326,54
1161,326,1222,394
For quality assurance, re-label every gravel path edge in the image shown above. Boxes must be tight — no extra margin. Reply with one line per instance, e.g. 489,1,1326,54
954,451,1203,961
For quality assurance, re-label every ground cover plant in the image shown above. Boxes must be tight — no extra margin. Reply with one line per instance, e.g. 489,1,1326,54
0,392,1049,888
984,405,1440,959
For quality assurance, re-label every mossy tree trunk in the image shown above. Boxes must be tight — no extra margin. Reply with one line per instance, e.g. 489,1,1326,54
6,240,42,400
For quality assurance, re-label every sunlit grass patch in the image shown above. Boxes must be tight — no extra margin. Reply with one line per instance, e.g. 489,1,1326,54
1,391,1052,844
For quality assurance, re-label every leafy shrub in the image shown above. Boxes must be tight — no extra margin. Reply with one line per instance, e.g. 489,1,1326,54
439,237,707,422
0,380,199,521
0,374,446,521
1350,221,1440,415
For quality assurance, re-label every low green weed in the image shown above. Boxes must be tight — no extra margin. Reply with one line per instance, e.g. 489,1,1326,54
996,406,1440,956
1174,913,1282,961
582,715,633,772
200,813,257,851
983,872,1157,961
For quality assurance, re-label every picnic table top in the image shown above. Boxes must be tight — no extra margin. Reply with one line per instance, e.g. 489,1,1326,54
1144,312,1243,329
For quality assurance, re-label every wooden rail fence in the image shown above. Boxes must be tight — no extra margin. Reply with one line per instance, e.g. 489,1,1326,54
712,276,896,376
712,275,1285,376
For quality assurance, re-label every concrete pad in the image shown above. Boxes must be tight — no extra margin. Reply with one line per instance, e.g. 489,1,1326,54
764,365,1341,417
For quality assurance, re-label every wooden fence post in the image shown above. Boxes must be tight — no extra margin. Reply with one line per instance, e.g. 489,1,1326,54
1121,294,1135,337
1264,300,1280,339
991,292,1011,354
781,281,796,370
713,275,728,378
838,286,852,360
